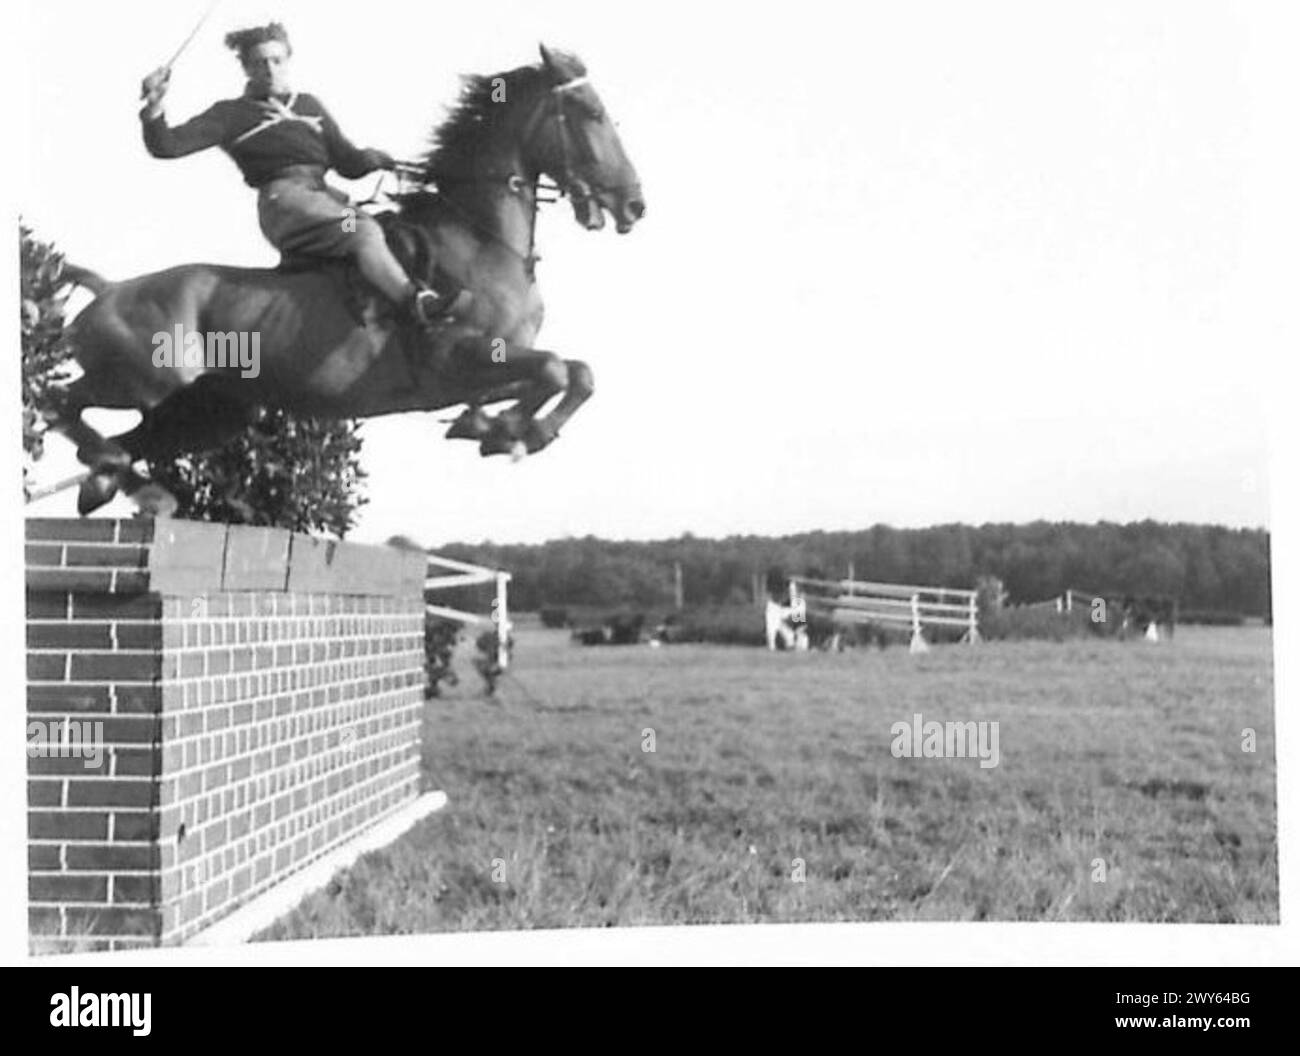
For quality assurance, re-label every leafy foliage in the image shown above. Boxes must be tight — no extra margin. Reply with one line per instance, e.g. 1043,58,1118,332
1179,610,1247,627
424,614,462,699
472,629,510,696
653,606,765,647
144,408,368,536
421,616,510,698
19,223,77,495
978,605,1099,642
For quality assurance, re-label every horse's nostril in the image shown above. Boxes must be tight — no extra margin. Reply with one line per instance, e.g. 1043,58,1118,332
625,199,645,221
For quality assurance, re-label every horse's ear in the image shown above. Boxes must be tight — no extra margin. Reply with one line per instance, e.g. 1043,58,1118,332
538,43,586,81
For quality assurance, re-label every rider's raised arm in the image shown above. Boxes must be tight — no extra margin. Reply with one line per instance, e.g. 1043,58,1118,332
140,101,239,159
303,94,386,179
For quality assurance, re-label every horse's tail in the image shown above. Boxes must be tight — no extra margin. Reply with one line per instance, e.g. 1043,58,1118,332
60,262,111,296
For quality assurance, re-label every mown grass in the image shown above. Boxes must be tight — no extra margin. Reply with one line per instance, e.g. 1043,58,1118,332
255,625,1276,939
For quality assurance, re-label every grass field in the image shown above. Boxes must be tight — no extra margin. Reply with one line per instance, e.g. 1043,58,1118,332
256,624,1277,939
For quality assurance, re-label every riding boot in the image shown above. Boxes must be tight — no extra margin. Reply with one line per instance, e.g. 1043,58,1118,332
403,284,472,377
401,286,448,377
412,280,473,326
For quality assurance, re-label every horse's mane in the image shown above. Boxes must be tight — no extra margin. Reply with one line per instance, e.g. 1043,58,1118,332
417,64,549,182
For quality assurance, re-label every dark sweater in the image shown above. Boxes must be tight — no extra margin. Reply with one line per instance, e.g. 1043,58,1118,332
140,90,379,187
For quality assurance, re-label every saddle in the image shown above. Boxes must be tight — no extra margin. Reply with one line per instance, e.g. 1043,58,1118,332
275,210,469,329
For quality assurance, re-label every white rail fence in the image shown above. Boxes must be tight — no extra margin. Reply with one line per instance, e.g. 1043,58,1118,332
787,575,980,653
1017,588,1098,614
425,555,512,669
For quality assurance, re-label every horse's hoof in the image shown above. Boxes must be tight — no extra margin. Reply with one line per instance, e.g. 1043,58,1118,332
509,440,528,463
523,421,558,454
477,409,529,457
445,407,493,440
478,434,515,458
76,472,119,516
129,483,179,519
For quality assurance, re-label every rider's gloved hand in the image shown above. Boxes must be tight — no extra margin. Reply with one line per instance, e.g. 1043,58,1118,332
362,149,397,172
140,66,171,114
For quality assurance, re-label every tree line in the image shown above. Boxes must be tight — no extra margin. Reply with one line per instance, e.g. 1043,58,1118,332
435,521,1271,617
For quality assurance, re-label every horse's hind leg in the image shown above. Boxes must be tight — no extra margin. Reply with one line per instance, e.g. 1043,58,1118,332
46,374,134,468
43,373,143,514
47,375,254,515
106,383,260,515
113,381,257,464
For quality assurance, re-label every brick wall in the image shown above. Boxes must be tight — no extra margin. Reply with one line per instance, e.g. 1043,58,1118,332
26,519,429,951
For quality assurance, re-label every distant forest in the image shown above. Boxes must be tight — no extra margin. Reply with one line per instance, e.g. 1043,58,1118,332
429,521,1271,617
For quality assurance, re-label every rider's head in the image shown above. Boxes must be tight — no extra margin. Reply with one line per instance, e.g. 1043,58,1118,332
226,23,292,98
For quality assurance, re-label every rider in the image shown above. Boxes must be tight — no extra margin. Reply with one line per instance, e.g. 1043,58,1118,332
139,22,453,335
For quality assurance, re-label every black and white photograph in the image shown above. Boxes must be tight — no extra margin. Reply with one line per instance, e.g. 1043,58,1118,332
5,0,1297,981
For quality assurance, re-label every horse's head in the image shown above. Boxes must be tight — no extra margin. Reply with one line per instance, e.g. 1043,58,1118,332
528,44,645,234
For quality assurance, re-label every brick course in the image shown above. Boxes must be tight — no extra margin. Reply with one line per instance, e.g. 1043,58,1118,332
26,519,428,951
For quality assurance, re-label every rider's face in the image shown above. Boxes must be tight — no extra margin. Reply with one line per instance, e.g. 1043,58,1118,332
243,41,291,97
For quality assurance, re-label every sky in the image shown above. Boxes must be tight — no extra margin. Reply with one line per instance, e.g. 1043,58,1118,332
11,0,1284,546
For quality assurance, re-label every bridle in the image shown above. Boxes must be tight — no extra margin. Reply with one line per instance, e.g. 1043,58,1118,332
390,70,632,278
518,74,607,213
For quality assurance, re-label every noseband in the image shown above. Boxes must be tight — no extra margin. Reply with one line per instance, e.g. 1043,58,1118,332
518,73,636,210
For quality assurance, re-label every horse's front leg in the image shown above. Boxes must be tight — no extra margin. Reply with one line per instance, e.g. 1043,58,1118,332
443,338,591,457
517,358,593,454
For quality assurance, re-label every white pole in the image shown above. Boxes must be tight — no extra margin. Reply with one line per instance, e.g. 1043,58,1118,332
25,470,90,504
788,578,807,629
909,593,928,653
495,573,510,669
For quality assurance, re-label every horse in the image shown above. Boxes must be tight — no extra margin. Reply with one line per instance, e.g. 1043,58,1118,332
48,44,644,515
